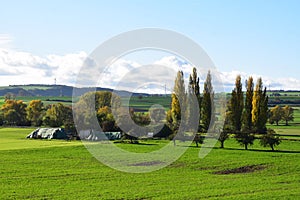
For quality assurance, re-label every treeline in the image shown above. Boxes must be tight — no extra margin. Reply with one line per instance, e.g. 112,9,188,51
166,69,294,151
0,92,168,141
0,70,295,150
0,99,75,132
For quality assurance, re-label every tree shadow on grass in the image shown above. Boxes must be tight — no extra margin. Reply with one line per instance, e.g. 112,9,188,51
113,141,158,145
135,142,159,146
215,147,300,154
178,144,300,153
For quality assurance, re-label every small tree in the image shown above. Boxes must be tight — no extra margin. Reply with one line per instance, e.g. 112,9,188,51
219,100,232,148
282,105,294,126
269,105,283,126
235,129,255,150
260,129,281,151
219,128,230,149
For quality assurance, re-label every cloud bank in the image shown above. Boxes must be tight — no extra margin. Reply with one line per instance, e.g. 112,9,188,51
0,48,300,93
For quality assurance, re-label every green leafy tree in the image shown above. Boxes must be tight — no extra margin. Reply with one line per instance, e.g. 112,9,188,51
269,105,283,126
95,91,112,110
260,129,281,151
242,77,254,131
149,107,166,123
73,91,120,129
236,77,255,150
188,67,201,131
282,105,294,126
114,107,139,143
26,100,44,126
230,75,244,132
201,70,214,132
43,103,70,127
63,105,76,136
219,115,230,148
235,129,255,150
97,106,116,132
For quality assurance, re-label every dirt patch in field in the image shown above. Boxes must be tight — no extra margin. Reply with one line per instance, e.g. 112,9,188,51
213,164,267,175
168,162,186,168
128,161,164,166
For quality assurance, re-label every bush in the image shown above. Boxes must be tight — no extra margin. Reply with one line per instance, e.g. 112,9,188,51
260,129,281,151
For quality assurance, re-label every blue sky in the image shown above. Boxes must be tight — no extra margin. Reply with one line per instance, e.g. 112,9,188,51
0,0,300,91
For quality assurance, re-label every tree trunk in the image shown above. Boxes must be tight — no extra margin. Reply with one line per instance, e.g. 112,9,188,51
220,141,224,148
270,144,274,151
245,143,248,150
286,120,288,126
276,121,279,126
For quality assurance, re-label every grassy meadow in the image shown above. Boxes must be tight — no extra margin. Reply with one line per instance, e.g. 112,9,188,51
0,92,299,199
0,127,299,199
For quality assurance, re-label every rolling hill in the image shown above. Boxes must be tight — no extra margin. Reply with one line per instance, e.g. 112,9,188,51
0,84,151,97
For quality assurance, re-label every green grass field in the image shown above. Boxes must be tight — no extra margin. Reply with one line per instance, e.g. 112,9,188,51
0,96,74,107
0,128,299,199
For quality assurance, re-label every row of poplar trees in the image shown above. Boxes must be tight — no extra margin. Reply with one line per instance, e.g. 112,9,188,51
222,76,270,150
167,68,214,136
168,68,279,150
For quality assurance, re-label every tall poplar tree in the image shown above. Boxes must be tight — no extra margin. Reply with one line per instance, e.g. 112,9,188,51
201,70,214,132
169,71,186,133
188,67,201,131
230,75,244,132
236,77,254,150
252,78,268,133
242,77,254,131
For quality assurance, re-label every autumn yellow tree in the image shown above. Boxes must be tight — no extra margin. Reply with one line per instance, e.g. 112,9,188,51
252,78,268,133
1,100,27,126
170,71,186,130
26,100,44,126
269,105,283,126
282,105,294,126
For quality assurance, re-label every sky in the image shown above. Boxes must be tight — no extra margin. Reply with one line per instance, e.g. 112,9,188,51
0,0,300,93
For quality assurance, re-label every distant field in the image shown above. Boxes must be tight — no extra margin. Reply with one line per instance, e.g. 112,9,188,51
125,96,171,112
0,96,74,106
0,127,299,199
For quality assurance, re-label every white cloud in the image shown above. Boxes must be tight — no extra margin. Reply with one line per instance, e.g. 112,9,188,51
0,48,299,93
219,71,300,92
0,48,87,86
